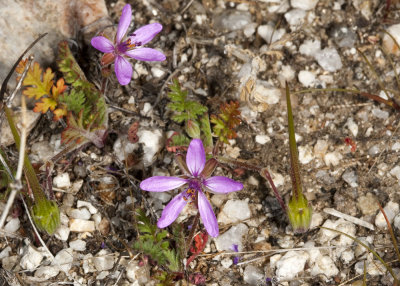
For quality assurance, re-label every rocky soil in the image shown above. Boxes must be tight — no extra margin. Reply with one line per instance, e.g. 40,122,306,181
2,0,400,285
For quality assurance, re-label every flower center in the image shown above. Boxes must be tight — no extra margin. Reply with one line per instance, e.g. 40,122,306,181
117,38,142,54
183,188,197,202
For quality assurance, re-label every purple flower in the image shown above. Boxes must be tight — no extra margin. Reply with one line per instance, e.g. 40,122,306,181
140,139,243,237
91,4,166,85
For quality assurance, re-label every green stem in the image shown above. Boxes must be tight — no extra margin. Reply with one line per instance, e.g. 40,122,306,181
4,106,45,202
286,83,302,199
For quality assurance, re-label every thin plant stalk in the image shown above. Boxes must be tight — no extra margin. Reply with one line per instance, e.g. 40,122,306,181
321,226,399,284
0,63,32,229
378,203,400,263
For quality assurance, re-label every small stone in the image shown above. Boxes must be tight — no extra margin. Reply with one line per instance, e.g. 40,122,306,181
275,251,309,279
0,246,11,260
213,10,252,32
298,70,316,87
53,248,73,273
390,166,400,182
342,169,358,188
368,145,380,156
345,117,358,137
69,239,86,251
218,199,251,225
392,142,400,151
68,208,91,220
284,8,307,28
330,25,357,48
77,200,98,214
243,265,264,285
243,23,257,38
298,145,314,164
126,260,150,284
20,245,44,270
69,218,95,232
310,255,339,279
113,135,138,162
53,173,71,189
138,129,163,167
315,48,343,72
214,223,248,252
35,266,60,279
255,134,270,145
314,139,328,158
221,257,233,268
257,25,286,44
2,256,19,271
324,151,342,167
299,39,321,56
93,249,115,271
341,249,355,264
357,193,379,216
372,108,389,120
254,81,281,105
290,0,319,10
151,67,165,78
4,217,20,233
375,201,399,229
54,225,70,241
383,23,400,55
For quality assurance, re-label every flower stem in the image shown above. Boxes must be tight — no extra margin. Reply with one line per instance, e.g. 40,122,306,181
215,156,286,211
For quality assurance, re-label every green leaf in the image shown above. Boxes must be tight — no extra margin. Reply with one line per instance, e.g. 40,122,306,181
32,199,60,235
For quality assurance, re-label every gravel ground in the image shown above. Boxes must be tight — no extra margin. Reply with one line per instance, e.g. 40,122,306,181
2,0,400,285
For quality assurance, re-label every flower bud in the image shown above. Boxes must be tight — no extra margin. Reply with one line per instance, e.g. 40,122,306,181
287,193,312,233
186,120,200,138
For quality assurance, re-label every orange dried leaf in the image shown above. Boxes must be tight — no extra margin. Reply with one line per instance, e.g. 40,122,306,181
52,78,67,98
22,63,54,99
33,97,57,114
53,107,67,121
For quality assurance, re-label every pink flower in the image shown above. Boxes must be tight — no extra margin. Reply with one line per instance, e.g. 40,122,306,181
91,4,166,85
140,139,243,237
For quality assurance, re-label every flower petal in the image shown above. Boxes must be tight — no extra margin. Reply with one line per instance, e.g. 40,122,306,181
91,36,115,53
124,48,166,61
116,4,132,43
204,176,243,194
114,55,132,85
140,176,187,192
186,139,206,177
198,191,218,237
157,192,187,228
130,23,163,46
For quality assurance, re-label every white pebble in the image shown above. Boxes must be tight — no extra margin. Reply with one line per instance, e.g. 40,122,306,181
254,82,281,105
218,200,251,225
275,251,309,279
151,67,165,78
53,248,73,273
310,255,339,279
392,142,400,151
113,135,138,162
54,225,70,241
69,218,95,232
255,134,270,144
285,8,306,28
69,239,86,251
390,166,400,182
243,23,257,38
257,25,286,44
68,208,91,220
324,151,342,167
77,201,98,214
372,108,389,120
342,170,358,188
126,260,150,284
138,129,163,167
298,145,314,164
243,265,264,285
221,257,233,268
315,48,342,72
383,23,400,55
299,39,321,56
20,245,44,270
214,223,248,252
290,0,319,10
53,173,71,189
4,217,20,233
34,266,60,279
298,70,316,87
345,117,358,137
93,249,115,271
375,201,399,229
